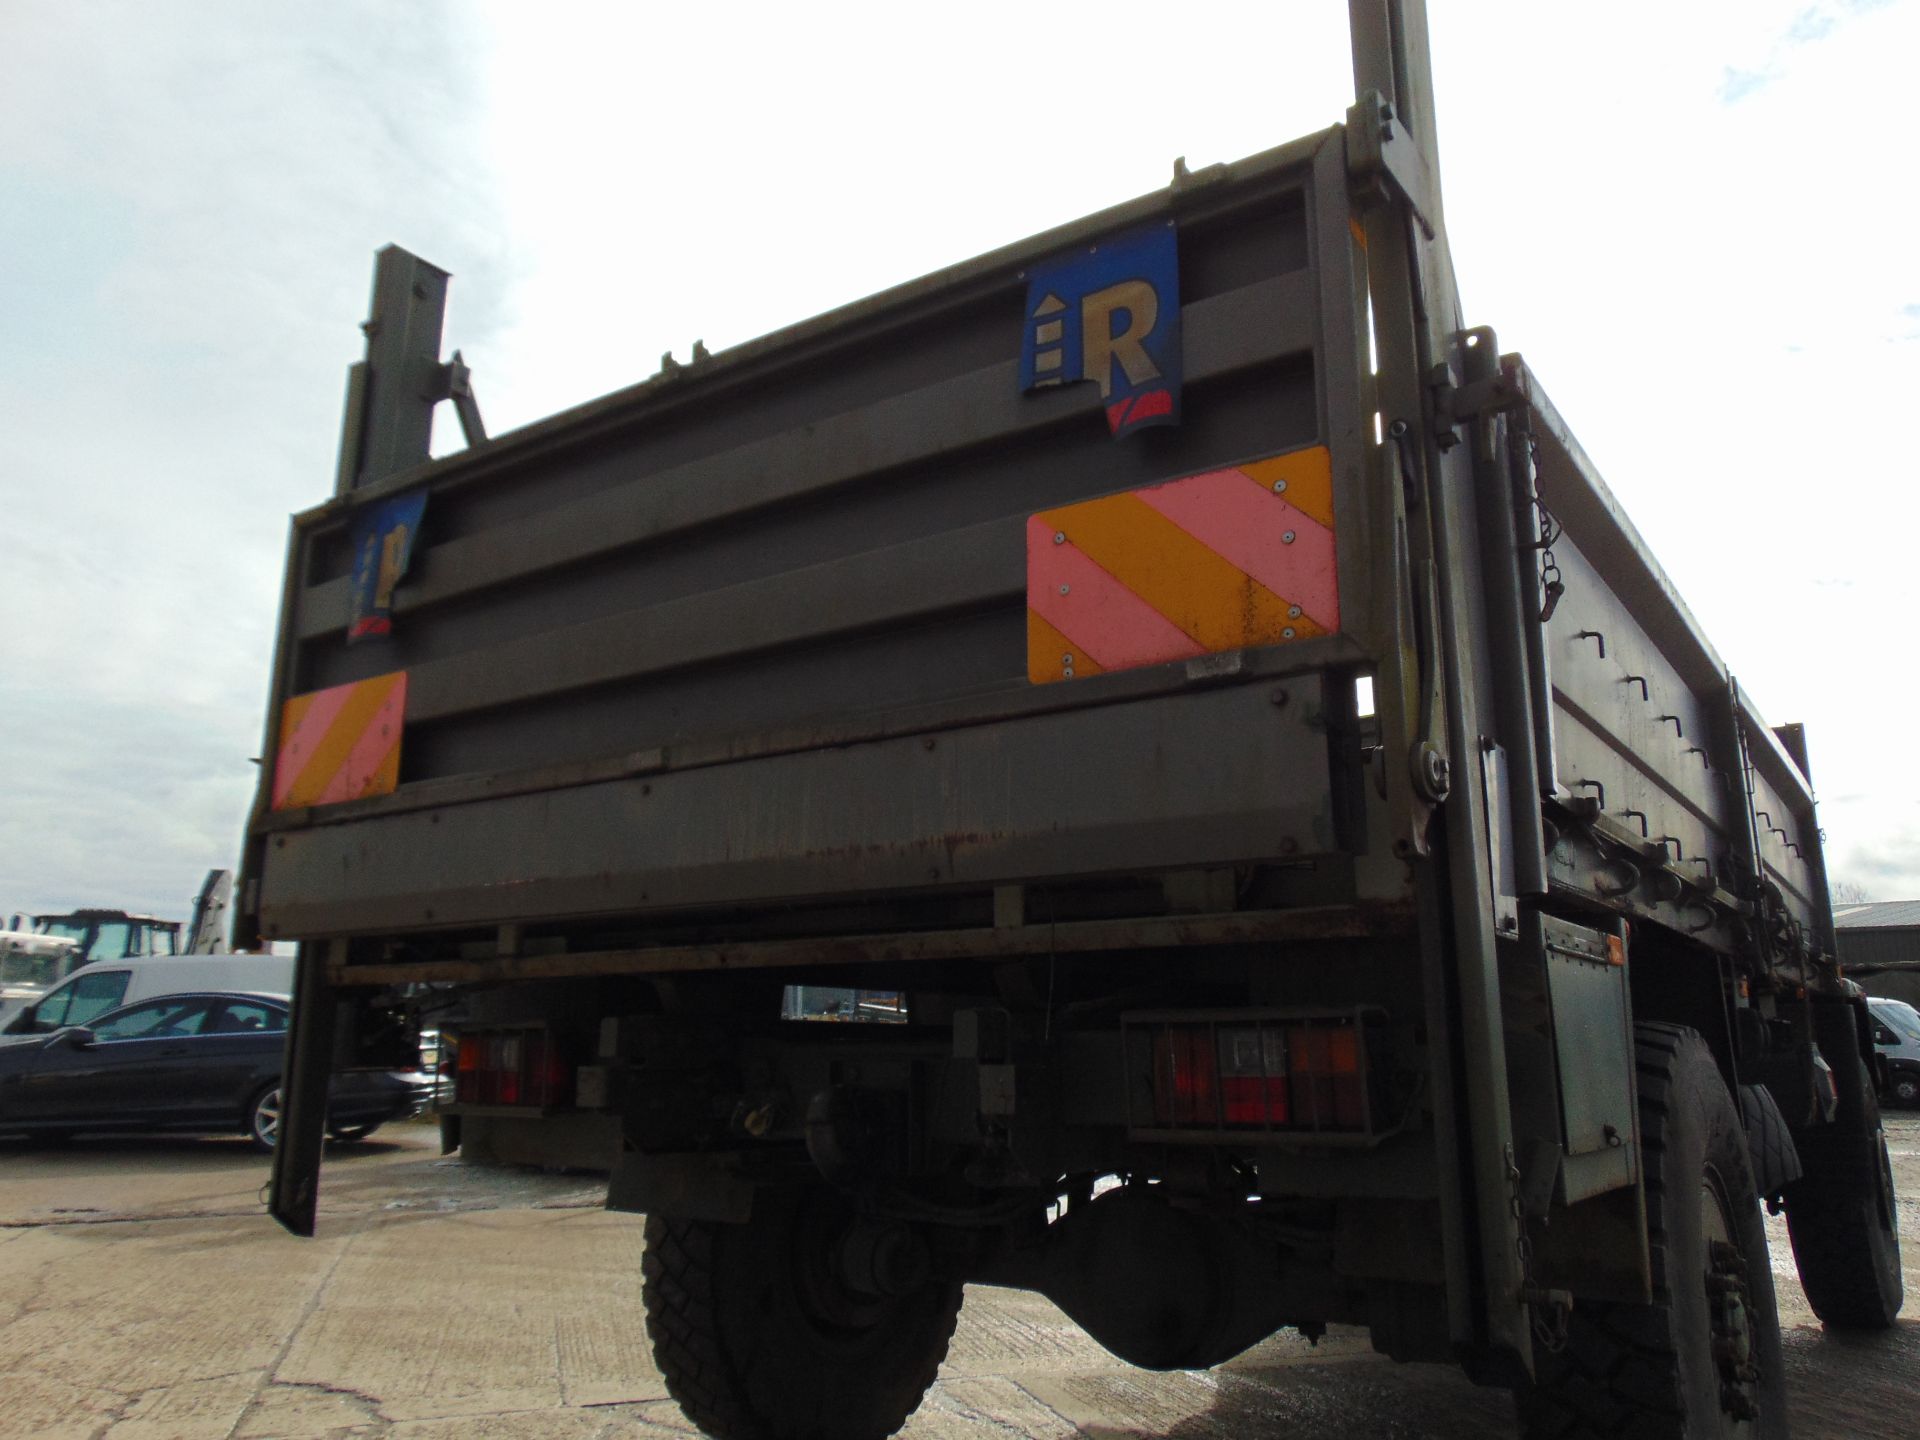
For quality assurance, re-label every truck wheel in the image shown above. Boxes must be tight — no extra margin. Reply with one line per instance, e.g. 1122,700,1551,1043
1783,1075,1903,1329
1518,1023,1787,1439
642,1186,961,1440
1891,1072,1920,1109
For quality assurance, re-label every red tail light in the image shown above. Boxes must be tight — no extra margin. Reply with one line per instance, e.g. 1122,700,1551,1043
455,1034,480,1103
492,1035,522,1105
450,1027,572,1108
1136,1010,1383,1137
1219,1026,1290,1126
1152,1028,1219,1125
1289,1023,1364,1129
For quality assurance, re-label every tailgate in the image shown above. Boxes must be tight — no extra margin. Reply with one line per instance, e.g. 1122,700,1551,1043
247,129,1385,946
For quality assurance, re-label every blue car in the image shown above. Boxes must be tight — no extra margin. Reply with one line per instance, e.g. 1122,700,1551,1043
0,991,431,1150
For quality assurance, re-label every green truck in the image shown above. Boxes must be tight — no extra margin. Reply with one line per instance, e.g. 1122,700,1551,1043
244,5,1899,1436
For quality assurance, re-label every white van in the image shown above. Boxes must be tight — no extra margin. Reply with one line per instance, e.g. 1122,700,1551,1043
1869,996,1920,1108
0,953,295,1037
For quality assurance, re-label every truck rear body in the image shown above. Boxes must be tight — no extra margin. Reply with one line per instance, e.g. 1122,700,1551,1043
247,20,1890,1426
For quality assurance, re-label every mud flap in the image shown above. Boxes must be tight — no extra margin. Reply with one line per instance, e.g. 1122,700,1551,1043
269,939,338,1237
1740,1082,1803,1204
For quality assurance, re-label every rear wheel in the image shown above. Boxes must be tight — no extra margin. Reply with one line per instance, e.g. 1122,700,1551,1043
642,1185,961,1440
1784,1067,1903,1329
1518,1023,1787,1439
247,1085,283,1153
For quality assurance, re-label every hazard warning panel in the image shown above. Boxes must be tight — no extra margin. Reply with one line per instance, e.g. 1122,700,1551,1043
271,671,408,809
1026,447,1337,684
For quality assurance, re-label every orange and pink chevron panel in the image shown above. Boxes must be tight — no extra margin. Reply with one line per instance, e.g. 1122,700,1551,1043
272,671,408,809
1027,447,1337,684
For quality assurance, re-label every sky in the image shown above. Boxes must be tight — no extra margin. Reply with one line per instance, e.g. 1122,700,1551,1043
1,0,1915,922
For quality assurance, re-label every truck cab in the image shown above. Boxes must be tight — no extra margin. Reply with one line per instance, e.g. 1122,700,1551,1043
0,909,183,1022
0,928,82,1021
12,909,184,964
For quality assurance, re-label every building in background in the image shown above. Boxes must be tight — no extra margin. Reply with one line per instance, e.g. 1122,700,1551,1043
1835,901,1920,1009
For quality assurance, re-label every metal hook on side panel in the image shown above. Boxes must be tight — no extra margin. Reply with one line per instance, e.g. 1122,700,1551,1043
1596,855,1641,898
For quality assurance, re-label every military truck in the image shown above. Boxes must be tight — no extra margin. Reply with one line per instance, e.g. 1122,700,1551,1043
244,5,1900,1436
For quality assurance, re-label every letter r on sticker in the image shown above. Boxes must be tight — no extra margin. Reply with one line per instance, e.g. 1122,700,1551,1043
1080,280,1162,399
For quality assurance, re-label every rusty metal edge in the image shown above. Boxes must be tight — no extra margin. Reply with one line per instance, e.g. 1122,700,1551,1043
326,903,1415,988
260,637,1365,834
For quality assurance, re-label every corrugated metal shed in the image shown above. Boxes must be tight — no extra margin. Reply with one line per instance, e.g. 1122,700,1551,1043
1835,900,1920,930
1834,901,1920,1007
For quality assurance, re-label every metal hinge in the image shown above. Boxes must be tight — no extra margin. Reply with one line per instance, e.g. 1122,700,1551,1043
1433,367,1525,428
1429,359,1524,450
1345,90,1437,238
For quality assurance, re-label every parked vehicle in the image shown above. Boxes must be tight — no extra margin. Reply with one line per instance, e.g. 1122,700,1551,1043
0,870,240,1023
0,908,182,1027
1870,996,1920,1107
0,928,83,1020
10,908,185,961
241,6,1899,1437
0,992,429,1149
0,953,294,1038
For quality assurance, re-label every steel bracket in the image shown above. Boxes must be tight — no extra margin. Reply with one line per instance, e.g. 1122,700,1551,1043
430,349,488,448
1429,359,1524,452
1434,368,1525,428
1345,90,1438,239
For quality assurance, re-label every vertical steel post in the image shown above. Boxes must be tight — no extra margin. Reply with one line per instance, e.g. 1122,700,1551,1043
269,245,452,1237
350,246,452,490
1348,0,1533,1376
1463,333,1548,898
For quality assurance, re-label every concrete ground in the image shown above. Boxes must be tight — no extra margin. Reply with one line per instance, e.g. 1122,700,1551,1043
1,1117,1916,1440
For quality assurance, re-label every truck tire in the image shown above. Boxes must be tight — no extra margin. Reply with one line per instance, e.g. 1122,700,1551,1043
1517,1023,1787,1439
1783,1065,1903,1330
642,1186,961,1440
1893,1071,1920,1109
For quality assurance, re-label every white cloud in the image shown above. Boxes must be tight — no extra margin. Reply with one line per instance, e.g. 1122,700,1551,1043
0,0,508,915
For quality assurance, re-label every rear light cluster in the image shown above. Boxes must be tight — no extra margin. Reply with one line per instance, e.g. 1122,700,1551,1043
1134,1010,1385,1137
451,1027,572,1108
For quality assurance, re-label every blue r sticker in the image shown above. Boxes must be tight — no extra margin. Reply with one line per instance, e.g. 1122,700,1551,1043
1020,223,1180,438
346,491,428,642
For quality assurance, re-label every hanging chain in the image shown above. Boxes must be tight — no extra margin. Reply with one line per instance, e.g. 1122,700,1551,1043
1520,436,1565,623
